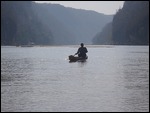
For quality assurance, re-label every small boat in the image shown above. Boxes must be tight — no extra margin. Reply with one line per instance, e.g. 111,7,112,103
21,45,34,47
20,42,34,47
68,55,88,62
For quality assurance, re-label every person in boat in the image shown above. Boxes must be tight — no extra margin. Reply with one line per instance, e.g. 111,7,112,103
74,43,88,59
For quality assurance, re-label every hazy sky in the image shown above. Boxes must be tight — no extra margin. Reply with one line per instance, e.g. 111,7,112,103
35,1,124,15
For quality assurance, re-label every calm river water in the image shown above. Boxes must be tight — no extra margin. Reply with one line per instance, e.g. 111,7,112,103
1,45,149,112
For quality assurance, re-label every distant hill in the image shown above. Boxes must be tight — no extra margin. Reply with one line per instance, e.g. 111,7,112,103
40,3,113,44
1,1,113,45
92,22,113,45
32,3,76,45
93,1,149,45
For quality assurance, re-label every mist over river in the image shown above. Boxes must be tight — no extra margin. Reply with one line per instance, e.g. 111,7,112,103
1,45,149,112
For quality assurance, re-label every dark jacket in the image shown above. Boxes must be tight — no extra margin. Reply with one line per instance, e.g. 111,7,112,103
76,47,88,58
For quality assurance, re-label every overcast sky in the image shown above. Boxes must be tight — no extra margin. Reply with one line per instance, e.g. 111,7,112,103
35,1,124,15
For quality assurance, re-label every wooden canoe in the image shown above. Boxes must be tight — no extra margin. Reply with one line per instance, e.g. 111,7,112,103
68,55,88,62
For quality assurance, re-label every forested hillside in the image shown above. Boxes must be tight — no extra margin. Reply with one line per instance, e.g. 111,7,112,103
1,1,113,45
93,1,149,45
1,1,53,45
113,1,149,45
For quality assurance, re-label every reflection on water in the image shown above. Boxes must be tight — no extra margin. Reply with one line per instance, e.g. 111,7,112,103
1,46,149,112
77,61,88,67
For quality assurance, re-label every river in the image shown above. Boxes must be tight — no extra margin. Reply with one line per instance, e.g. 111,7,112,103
1,45,149,112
